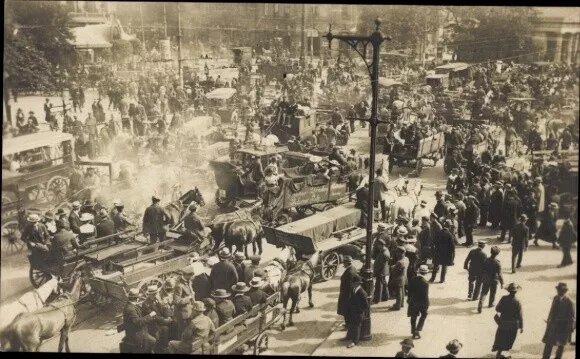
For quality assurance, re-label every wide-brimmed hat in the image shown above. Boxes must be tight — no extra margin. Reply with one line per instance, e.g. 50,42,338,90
206,256,219,267
128,288,141,302
234,252,246,261
80,213,94,222
56,208,67,216
519,214,528,221
113,199,122,206
343,255,353,264
27,213,41,223
396,227,408,236
477,240,487,248
505,283,521,293
44,211,55,221
146,285,160,295
417,265,429,275
152,195,161,202
250,277,264,288
71,201,81,209
555,282,569,292
192,301,206,312
231,282,250,293
446,339,463,352
218,248,232,259
378,223,387,230
211,289,231,299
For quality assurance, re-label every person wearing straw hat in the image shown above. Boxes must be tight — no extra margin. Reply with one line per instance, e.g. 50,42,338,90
464,240,488,301
536,202,559,249
168,301,215,354
511,214,529,273
395,338,417,358
121,288,156,354
408,265,430,340
478,246,504,314
211,289,235,327
542,282,576,359
247,277,268,306
78,212,96,244
68,201,82,235
492,283,523,359
210,248,239,291
440,339,463,358
231,282,252,317
557,209,576,268
140,284,172,353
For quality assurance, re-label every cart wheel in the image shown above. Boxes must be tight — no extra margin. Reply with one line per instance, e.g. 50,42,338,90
30,267,52,289
2,221,26,255
137,277,164,297
45,176,69,204
296,206,315,217
415,160,423,176
27,186,43,202
320,203,335,211
215,189,233,208
275,213,292,226
254,333,269,355
1,190,18,205
320,252,340,281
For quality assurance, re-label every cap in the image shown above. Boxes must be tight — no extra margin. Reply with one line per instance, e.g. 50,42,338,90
477,240,487,248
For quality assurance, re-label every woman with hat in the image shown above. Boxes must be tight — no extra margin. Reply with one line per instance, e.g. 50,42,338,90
492,283,523,359
542,282,576,359
168,301,215,354
536,202,559,249
440,339,463,358
211,289,235,327
231,282,252,317
395,338,417,358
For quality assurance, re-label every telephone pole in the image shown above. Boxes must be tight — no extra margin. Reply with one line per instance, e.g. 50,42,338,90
177,3,183,88
139,4,145,46
301,3,306,65
163,3,168,38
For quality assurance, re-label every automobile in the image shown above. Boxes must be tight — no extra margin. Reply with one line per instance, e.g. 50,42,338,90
204,87,239,124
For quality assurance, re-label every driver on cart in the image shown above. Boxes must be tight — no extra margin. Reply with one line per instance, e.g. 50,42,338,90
243,155,264,199
183,202,212,249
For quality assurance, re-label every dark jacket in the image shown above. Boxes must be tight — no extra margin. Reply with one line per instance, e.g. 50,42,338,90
68,210,82,234
407,275,430,315
96,219,116,238
389,256,409,287
489,190,504,223
433,228,455,266
482,257,504,286
511,222,529,249
191,273,212,301
215,299,235,327
232,294,253,317
464,203,480,227
338,264,358,316
209,260,239,291
243,264,260,285
464,247,488,276
247,288,268,306
123,301,154,341
502,197,522,230
558,219,577,248
395,351,418,358
142,203,171,234
434,199,446,218
542,295,576,346
233,262,246,284
373,247,390,277
345,286,369,325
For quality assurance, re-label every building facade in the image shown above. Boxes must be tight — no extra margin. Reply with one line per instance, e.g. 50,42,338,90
532,7,580,64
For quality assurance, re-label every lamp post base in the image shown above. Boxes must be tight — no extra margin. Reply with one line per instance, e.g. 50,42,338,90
360,267,373,341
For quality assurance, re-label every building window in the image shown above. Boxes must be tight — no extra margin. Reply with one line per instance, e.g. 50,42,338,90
341,6,349,20
312,5,319,17
274,4,279,17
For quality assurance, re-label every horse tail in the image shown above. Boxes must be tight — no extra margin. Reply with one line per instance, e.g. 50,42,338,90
281,281,290,307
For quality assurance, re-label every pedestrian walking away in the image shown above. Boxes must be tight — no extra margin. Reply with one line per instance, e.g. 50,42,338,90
542,282,576,359
492,283,524,359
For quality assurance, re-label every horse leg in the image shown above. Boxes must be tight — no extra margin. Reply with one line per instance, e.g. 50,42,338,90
288,298,297,326
257,237,263,255
61,325,72,353
308,283,314,308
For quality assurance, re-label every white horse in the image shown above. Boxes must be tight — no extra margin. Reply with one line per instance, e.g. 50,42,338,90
384,175,423,224
260,246,296,295
0,277,60,331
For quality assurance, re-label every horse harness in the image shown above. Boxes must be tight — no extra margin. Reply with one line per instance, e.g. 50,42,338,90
17,289,46,313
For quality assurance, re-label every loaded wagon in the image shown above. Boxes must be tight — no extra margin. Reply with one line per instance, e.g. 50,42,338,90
388,132,445,176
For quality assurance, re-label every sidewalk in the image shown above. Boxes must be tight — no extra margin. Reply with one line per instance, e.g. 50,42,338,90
312,227,577,358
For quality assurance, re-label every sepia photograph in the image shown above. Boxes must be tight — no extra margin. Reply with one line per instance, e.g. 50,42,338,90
1,1,578,357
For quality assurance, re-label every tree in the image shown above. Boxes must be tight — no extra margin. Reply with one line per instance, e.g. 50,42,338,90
443,7,540,63
130,38,144,56
112,39,134,63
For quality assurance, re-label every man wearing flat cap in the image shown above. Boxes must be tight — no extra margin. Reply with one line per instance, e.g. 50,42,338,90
389,246,409,311
478,246,504,314
511,214,529,273
142,195,172,244
542,282,576,359
464,240,488,301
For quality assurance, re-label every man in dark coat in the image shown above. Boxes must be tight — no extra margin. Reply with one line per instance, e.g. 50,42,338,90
96,210,116,239
345,275,369,349
50,220,80,277
500,190,523,243
557,212,577,268
511,214,529,273
489,183,504,230
355,183,370,227
68,201,82,235
209,248,239,291
231,283,253,317
463,195,480,247
492,283,524,359
479,177,492,227
453,193,467,240
232,253,246,283
338,256,358,333
464,240,488,301
372,238,390,304
122,288,157,353
140,285,173,353
247,277,269,306
211,289,235,327
429,220,455,283
408,265,430,339
478,246,504,313
542,282,576,359
417,216,433,266
243,255,261,285
433,191,446,219
142,195,171,244
389,246,409,311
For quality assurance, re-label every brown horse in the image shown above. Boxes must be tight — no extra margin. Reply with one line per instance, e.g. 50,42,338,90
1,272,83,352
280,251,322,329
210,219,264,257
165,187,206,227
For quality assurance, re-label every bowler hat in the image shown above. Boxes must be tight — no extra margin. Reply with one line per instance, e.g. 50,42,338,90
146,285,160,295
555,282,569,291
211,289,231,299
249,254,261,264
400,338,414,348
505,283,521,293
446,339,463,352
44,211,55,221
152,195,161,202
56,208,67,216
128,288,141,301
378,223,387,230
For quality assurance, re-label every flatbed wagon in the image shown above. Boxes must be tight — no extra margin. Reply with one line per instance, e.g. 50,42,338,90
388,132,445,176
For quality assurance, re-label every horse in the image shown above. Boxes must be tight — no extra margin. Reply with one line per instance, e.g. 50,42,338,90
0,277,61,332
258,246,296,296
210,219,264,257
384,175,423,223
164,187,206,227
280,250,322,329
1,272,82,352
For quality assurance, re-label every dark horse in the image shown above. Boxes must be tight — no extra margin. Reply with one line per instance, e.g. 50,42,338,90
1,271,83,352
209,203,264,257
280,251,322,329
165,187,206,227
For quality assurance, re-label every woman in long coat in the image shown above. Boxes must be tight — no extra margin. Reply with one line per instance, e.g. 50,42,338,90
492,283,523,359
542,283,576,359
535,202,558,248
488,184,504,229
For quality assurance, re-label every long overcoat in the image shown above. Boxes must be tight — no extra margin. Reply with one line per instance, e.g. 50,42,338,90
432,228,455,266
337,265,358,316
542,295,576,346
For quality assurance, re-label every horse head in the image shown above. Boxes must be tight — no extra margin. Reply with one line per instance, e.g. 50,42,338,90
179,187,206,208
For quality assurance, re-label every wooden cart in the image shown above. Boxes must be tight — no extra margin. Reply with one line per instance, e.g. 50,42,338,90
388,132,445,176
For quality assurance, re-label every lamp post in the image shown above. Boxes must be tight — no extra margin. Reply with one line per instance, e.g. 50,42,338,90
323,18,390,341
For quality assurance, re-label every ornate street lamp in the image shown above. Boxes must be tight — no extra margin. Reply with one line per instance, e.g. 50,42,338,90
323,18,391,340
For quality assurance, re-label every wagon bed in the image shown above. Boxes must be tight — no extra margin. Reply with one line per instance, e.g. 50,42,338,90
389,132,445,175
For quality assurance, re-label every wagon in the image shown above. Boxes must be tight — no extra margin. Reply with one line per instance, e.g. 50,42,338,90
263,203,383,281
190,292,284,355
204,88,239,124
388,132,445,176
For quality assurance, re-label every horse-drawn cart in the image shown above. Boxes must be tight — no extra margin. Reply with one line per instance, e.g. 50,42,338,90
388,132,445,176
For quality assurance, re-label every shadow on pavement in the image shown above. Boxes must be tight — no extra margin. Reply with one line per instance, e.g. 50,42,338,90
428,305,477,316
315,285,341,293
273,320,334,342
515,264,557,272
428,297,465,306
527,273,577,282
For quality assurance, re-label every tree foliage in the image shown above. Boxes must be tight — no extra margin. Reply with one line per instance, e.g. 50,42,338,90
130,38,144,56
443,7,540,62
112,39,134,63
